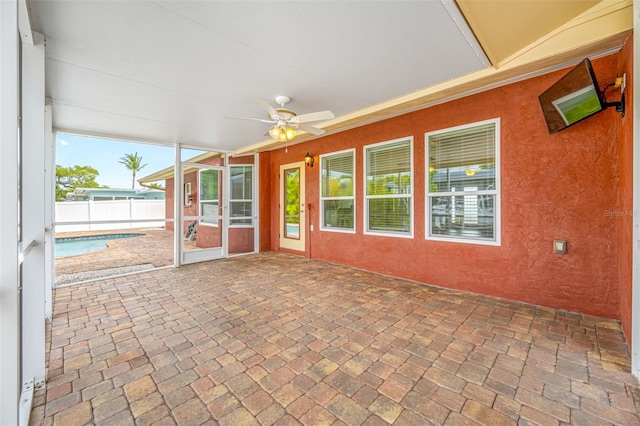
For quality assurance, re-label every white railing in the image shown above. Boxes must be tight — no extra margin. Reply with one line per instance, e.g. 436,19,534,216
55,199,165,232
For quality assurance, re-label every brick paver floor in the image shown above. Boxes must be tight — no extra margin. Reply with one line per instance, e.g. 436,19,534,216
31,252,640,425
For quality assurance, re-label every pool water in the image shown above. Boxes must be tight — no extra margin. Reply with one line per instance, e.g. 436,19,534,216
55,234,141,259
285,224,299,239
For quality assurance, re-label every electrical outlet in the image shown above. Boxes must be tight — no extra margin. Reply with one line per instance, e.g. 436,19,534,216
553,240,567,254
616,74,627,92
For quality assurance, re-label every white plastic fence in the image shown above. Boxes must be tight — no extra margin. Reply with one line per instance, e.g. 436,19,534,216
55,200,165,232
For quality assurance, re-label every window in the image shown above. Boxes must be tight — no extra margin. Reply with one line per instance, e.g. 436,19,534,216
199,169,219,226
184,182,192,206
320,149,355,232
426,118,500,244
230,165,253,226
364,138,413,236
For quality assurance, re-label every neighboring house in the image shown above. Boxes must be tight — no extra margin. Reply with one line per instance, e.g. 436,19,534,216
64,187,165,201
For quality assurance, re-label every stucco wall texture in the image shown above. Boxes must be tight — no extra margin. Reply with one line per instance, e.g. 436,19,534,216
266,49,632,324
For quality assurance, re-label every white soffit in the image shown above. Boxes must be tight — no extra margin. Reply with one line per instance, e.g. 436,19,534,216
29,0,489,151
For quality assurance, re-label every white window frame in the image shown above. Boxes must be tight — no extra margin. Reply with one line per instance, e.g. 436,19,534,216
199,168,219,228
363,137,414,238
229,164,254,228
425,118,501,246
184,182,192,206
320,148,356,234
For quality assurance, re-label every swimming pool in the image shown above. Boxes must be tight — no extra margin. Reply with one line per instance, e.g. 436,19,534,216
55,233,142,259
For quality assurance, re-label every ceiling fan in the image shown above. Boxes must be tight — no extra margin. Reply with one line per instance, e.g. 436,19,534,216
227,96,335,141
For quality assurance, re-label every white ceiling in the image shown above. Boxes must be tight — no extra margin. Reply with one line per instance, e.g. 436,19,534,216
29,0,489,152
27,0,633,153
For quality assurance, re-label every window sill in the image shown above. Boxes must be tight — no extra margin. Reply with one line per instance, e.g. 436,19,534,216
426,235,500,246
364,230,413,239
320,226,356,234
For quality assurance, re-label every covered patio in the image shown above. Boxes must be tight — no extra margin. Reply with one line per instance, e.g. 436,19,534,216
31,253,639,425
3,1,640,424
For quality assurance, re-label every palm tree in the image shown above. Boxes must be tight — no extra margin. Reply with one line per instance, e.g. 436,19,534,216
118,152,148,189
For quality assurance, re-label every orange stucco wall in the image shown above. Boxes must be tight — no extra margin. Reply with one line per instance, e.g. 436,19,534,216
265,51,631,321
259,151,272,252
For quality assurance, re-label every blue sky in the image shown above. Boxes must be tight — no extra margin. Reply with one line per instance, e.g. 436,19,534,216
56,133,202,188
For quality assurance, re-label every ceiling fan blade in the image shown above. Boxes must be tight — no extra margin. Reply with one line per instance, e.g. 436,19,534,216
225,116,276,124
293,110,335,123
296,123,326,136
256,100,280,120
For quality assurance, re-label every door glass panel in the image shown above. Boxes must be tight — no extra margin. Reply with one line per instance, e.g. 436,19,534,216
284,168,300,239
181,163,224,264
199,169,219,225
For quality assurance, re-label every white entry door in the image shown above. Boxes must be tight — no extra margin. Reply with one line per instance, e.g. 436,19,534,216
279,162,306,252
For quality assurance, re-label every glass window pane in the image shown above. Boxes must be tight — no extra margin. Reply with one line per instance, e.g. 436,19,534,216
231,166,252,200
201,201,218,224
364,140,412,236
427,120,498,243
368,198,410,234
231,201,252,218
284,168,300,239
366,140,411,196
321,150,356,232
430,195,494,239
200,169,219,201
321,152,354,197
430,167,496,193
322,200,354,230
429,123,495,192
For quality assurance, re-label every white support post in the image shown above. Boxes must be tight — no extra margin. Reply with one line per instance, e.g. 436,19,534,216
174,143,181,267
254,153,260,253
223,154,229,258
0,0,21,423
21,30,46,389
44,103,54,319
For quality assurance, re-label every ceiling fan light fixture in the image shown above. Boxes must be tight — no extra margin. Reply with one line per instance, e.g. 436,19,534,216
269,125,296,141
268,126,280,140
230,97,332,142
284,126,296,139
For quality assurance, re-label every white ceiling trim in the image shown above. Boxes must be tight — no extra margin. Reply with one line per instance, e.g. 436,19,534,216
441,0,491,67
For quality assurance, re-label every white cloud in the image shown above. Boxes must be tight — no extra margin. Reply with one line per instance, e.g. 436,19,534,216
59,139,69,146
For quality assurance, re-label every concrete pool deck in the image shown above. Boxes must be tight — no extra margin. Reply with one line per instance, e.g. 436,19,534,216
55,228,177,277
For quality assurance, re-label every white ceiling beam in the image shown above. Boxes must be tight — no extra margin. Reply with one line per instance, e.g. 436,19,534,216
18,0,33,45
